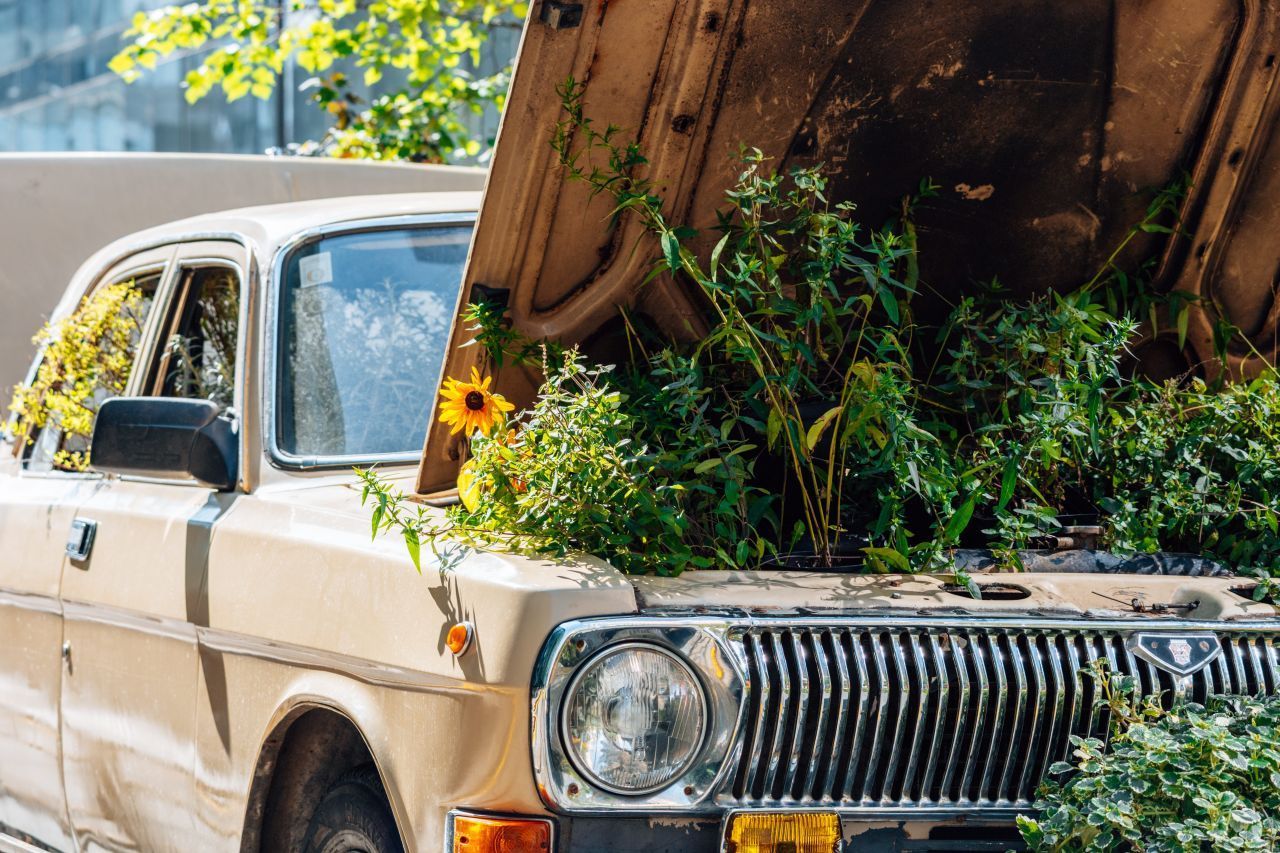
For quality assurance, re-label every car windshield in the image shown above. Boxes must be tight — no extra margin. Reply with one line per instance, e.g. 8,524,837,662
276,223,471,460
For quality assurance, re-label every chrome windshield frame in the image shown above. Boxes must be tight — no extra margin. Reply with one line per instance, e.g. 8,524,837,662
264,212,477,471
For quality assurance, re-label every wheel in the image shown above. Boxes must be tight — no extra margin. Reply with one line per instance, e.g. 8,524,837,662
302,766,404,853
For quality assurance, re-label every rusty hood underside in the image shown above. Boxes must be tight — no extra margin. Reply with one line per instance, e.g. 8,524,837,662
418,0,1280,493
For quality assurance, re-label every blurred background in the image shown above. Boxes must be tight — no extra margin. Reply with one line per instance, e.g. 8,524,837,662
0,0,520,155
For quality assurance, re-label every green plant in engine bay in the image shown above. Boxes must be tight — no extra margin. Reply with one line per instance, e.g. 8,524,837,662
552,78,961,569
360,346,773,576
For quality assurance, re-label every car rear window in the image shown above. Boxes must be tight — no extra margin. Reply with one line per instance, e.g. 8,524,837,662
276,224,471,461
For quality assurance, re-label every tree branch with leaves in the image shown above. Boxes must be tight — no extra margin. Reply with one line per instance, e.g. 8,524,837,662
110,0,527,162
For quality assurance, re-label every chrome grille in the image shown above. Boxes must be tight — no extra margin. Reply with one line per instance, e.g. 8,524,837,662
728,626,1280,810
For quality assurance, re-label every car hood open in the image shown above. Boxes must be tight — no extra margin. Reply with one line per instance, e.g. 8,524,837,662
418,0,1280,493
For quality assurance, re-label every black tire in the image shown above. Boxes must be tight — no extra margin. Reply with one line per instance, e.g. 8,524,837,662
301,766,404,853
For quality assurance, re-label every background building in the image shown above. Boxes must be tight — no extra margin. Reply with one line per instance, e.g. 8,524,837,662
0,0,519,155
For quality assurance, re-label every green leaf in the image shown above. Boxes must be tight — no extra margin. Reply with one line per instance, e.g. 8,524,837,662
766,407,782,449
805,406,842,451
877,285,900,325
996,455,1019,510
661,230,681,272
403,527,422,573
863,546,910,572
709,232,730,277
943,493,978,543
694,458,723,474
1177,305,1190,349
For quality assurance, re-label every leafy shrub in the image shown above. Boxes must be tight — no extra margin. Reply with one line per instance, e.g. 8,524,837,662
110,0,527,163
360,349,771,575
7,281,147,471
1099,377,1280,574
1018,674,1280,852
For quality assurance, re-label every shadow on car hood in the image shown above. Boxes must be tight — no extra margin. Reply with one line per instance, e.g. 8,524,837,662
419,0,1280,493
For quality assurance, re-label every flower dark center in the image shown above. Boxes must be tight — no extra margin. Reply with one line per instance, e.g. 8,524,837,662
465,390,486,411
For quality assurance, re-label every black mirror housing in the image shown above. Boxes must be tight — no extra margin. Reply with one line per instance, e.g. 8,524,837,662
90,397,238,491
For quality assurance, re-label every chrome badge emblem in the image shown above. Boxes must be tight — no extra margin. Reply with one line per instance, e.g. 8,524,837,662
1129,633,1222,677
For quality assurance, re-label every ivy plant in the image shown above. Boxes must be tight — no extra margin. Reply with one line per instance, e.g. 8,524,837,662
1019,670,1280,852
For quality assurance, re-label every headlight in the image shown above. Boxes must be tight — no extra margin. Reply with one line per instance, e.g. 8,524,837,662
561,643,708,795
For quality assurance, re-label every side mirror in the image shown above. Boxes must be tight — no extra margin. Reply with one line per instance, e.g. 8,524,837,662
90,397,238,491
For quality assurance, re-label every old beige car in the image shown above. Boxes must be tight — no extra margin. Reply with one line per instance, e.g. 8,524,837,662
6,1,1280,852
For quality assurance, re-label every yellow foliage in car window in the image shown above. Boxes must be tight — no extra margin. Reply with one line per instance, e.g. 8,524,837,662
7,282,146,472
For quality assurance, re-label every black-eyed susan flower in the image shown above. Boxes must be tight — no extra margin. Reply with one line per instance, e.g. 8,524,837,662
438,367,514,437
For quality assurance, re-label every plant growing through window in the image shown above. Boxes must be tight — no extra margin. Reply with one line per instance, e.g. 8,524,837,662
7,281,149,471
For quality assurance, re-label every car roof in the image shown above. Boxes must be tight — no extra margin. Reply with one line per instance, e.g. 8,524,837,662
108,190,482,253
53,190,482,321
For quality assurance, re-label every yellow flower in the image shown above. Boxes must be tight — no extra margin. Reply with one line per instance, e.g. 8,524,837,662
438,367,514,437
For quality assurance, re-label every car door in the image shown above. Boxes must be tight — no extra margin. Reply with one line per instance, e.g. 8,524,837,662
58,242,248,852
0,247,172,852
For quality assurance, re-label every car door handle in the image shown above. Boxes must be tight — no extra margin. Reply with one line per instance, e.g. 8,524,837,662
66,517,97,562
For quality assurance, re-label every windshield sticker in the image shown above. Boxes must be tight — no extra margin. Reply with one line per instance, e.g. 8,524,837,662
298,252,333,288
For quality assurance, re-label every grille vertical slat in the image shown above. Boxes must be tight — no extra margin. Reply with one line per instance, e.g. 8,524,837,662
1264,639,1280,693
761,632,793,798
917,631,950,801
779,632,809,799
1060,634,1083,761
1243,638,1264,695
735,632,765,798
972,632,1003,802
800,631,832,800
838,630,870,801
936,631,969,802
731,624,1280,811
1230,639,1249,693
962,627,988,799
898,632,931,801
1017,634,1051,801
856,633,888,802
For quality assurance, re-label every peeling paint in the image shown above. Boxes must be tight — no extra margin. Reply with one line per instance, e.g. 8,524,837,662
918,59,964,89
845,821,905,839
647,816,705,830
954,182,995,201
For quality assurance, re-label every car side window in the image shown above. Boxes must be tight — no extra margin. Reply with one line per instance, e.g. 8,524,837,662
21,270,164,472
146,264,240,414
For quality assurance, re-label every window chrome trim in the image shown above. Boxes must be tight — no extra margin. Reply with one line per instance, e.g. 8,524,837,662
264,212,478,471
532,614,1280,816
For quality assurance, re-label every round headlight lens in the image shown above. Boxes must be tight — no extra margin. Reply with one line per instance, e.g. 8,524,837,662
562,643,708,794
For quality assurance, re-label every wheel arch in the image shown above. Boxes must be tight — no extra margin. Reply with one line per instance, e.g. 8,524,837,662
238,699,407,853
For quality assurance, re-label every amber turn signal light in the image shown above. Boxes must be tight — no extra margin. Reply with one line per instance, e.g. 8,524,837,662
723,811,841,853
452,814,551,852
446,621,474,655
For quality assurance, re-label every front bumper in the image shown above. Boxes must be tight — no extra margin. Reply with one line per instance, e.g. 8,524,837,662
555,815,1024,852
